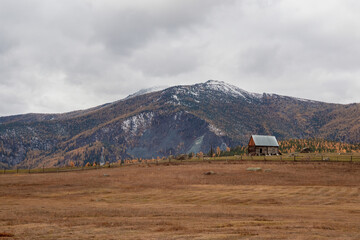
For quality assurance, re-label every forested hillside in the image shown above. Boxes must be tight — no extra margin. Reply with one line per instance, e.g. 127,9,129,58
1,80,359,169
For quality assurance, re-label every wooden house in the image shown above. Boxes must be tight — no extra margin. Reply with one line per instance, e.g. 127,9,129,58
248,135,279,156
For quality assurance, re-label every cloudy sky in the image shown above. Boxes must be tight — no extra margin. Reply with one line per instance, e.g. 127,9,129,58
1,0,360,116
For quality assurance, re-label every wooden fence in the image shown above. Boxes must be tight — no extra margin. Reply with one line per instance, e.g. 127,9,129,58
1,153,359,175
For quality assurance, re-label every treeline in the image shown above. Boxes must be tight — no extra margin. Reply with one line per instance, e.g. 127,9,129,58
206,138,360,158
208,145,247,157
279,138,360,153
22,138,360,168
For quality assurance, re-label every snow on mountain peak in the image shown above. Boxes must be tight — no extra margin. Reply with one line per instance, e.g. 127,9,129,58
125,86,168,100
205,80,226,85
124,80,263,103
202,80,260,99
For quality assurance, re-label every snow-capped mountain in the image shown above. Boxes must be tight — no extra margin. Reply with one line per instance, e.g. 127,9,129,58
124,85,168,100
0,80,359,169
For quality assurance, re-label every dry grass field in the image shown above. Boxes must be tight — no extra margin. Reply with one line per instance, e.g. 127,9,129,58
1,161,360,239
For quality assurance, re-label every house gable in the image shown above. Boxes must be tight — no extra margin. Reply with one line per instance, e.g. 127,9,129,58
248,136,255,147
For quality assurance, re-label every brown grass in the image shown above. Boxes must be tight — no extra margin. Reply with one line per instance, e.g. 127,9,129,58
1,161,360,239
0,232,15,237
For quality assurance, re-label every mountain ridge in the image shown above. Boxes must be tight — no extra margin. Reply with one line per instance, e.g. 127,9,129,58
0,80,359,169
0,80,327,123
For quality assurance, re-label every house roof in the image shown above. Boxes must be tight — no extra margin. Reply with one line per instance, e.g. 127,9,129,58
251,135,279,147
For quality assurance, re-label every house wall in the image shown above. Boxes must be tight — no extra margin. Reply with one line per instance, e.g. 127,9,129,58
267,147,279,155
248,137,256,155
252,146,279,156
248,146,256,153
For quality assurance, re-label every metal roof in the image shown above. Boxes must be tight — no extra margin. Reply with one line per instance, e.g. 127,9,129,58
251,135,279,147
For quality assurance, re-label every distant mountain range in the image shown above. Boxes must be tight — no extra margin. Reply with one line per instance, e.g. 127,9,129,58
1,80,359,169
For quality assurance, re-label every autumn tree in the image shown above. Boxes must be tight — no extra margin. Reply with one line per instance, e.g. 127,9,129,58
198,151,204,160
68,160,75,167
216,146,221,156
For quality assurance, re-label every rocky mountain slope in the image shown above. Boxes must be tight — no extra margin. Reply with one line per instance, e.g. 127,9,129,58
1,80,359,169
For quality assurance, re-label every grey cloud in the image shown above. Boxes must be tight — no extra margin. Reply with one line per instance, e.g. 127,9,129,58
0,32,16,55
235,1,360,76
0,0,360,116
92,0,234,55
128,34,201,77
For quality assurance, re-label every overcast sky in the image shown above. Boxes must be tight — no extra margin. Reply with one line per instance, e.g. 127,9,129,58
1,0,360,116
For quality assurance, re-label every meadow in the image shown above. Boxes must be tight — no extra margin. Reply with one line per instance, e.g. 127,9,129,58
1,159,360,239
